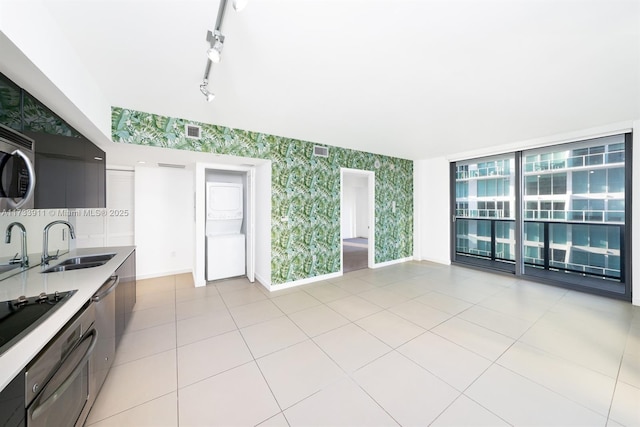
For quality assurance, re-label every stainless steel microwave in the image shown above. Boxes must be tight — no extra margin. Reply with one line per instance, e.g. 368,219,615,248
0,124,35,210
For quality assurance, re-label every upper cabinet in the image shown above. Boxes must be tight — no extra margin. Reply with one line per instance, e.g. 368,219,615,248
0,72,106,209
24,131,106,209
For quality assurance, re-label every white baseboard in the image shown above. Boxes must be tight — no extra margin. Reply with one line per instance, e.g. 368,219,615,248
254,272,271,291
269,271,343,291
415,256,451,266
193,271,206,288
372,256,413,269
137,269,192,281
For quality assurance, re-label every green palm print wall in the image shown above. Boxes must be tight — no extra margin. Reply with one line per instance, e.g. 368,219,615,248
0,73,82,137
112,107,413,285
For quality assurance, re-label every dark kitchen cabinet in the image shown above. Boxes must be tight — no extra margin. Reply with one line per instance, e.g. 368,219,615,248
24,131,106,209
115,250,136,348
0,370,25,427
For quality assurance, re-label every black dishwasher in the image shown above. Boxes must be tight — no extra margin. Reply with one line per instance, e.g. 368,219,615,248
91,275,118,395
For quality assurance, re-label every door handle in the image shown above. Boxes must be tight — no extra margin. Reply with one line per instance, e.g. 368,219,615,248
7,149,36,209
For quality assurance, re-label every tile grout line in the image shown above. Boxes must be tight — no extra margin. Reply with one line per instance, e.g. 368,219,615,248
457,289,615,424
216,279,290,424
604,315,635,425
114,269,636,426
173,275,180,427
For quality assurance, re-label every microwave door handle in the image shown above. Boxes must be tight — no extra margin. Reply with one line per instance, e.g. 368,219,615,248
6,149,36,209
30,329,98,420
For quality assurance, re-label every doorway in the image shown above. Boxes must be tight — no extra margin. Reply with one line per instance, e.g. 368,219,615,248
341,168,374,273
204,169,253,282
193,162,260,287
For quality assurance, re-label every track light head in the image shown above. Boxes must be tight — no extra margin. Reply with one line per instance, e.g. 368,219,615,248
200,80,215,102
233,0,248,11
206,31,225,63
207,44,222,63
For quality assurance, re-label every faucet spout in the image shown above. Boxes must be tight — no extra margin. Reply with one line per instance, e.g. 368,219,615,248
5,222,28,267
42,220,76,265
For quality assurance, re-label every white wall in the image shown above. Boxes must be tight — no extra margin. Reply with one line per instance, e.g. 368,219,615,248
341,186,357,239
341,174,369,239
0,1,111,145
135,166,194,279
355,187,369,238
254,162,272,287
413,157,451,265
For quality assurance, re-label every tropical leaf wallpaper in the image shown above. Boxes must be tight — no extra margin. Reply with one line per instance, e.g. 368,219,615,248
0,73,81,137
0,76,22,131
112,107,413,285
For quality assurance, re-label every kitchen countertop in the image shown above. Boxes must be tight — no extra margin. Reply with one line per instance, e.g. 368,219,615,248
0,246,136,390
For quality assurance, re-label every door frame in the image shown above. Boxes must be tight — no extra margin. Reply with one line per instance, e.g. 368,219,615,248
340,168,375,271
194,162,256,287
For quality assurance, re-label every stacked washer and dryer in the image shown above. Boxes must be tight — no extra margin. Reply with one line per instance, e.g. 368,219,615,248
206,182,246,281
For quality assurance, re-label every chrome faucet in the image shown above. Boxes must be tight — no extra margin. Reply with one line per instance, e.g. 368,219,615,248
42,220,76,265
5,222,28,267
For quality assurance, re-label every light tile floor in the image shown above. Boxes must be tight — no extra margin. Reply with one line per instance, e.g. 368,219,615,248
85,262,640,426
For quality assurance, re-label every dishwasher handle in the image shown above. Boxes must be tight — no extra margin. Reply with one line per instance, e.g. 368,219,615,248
92,275,119,302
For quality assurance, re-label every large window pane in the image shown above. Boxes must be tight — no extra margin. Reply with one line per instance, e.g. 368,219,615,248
454,156,515,270
590,226,607,249
477,180,487,197
572,225,588,246
454,133,627,297
608,168,624,193
590,169,606,193
573,171,588,194
525,176,537,195
539,175,552,195
525,223,542,243
552,173,567,194
550,223,567,244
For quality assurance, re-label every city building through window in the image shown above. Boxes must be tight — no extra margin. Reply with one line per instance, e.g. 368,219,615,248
452,133,631,300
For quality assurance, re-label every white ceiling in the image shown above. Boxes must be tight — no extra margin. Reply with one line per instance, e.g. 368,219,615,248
16,0,640,161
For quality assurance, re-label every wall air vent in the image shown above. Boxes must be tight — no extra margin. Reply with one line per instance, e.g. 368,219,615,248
185,124,201,139
158,163,186,169
313,146,329,158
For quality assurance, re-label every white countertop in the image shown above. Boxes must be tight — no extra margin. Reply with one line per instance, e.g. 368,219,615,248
0,246,136,390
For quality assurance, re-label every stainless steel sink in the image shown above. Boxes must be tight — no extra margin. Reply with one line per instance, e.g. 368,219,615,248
41,253,116,273
56,254,116,266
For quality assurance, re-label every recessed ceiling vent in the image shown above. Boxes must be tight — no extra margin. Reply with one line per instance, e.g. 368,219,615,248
185,124,201,139
158,163,186,169
313,146,329,158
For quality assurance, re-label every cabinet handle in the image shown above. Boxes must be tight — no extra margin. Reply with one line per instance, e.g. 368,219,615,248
7,149,36,209
92,275,120,302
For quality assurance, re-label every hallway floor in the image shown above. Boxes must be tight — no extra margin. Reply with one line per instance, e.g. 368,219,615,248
86,262,640,426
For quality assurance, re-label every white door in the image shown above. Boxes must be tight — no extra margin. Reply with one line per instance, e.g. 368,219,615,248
106,170,135,246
